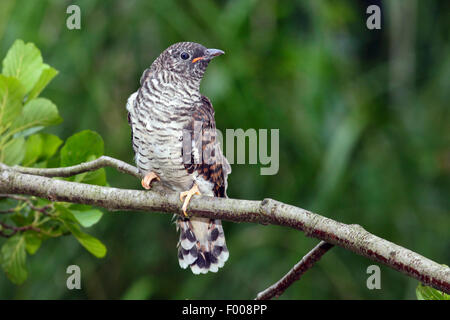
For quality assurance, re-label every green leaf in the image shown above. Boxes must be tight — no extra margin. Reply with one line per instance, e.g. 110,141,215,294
22,134,43,166
0,75,26,128
22,133,62,165
44,152,60,169
65,222,107,258
54,203,77,223
416,283,450,300
0,234,27,284
39,133,63,160
11,126,45,138
24,231,42,255
60,130,104,166
56,204,106,257
60,130,107,185
1,137,25,165
81,167,107,186
56,204,103,228
71,208,103,228
10,97,62,134
27,64,58,100
2,39,46,93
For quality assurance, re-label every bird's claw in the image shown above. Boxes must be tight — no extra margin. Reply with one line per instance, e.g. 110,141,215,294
141,172,160,190
179,184,201,217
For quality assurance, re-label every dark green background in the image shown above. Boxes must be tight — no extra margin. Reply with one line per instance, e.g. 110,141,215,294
0,0,449,299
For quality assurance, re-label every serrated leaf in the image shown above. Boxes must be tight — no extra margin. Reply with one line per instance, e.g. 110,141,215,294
65,222,107,258
28,64,58,100
10,97,62,134
2,39,46,93
22,133,43,166
24,231,42,255
0,75,26,128
71,209,103,228
1,137,25,165
0,234,27,284
416,283,450,300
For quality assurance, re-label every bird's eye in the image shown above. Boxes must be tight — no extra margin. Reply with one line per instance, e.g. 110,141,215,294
180,52,190,60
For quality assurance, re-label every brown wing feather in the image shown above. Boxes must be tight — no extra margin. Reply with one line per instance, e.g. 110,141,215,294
179,96,230,274
183,95,231,197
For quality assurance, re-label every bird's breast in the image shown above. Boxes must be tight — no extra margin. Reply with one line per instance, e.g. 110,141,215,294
132,88,197,191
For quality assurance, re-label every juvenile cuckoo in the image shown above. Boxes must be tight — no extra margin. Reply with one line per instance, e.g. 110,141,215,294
126,42,231,274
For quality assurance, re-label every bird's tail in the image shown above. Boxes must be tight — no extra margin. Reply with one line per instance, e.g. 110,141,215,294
176,216,229,274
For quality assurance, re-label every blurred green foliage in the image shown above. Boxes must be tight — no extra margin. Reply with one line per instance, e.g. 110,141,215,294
0,0,449,299
416,283,450,300
0,39,111,285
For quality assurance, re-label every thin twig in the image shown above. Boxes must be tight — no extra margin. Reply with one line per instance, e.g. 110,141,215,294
0,194,29,201
0,231,10,237
0,221,41,237
255,241,334,300
0,194,53,216
11,155,141,179
0,208,15,214
0,161,449,294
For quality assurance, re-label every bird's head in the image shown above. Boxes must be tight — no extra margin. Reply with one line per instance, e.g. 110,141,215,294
153,42,224,83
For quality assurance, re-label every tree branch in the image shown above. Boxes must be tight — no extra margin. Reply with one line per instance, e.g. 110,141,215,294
0,161,449,294
255,241,334,300
11,156,141,179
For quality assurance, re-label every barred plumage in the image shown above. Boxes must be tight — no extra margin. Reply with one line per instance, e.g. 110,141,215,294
126,42,231,274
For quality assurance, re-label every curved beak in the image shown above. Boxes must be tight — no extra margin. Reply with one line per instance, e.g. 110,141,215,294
205,48,225,59
192,48,225,63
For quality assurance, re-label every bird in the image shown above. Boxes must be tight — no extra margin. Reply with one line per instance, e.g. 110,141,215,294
126,42,231,274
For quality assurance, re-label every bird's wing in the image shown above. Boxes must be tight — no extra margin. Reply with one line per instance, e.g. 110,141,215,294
184,95,231,197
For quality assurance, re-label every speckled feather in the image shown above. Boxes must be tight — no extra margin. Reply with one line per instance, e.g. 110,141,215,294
126,42,231,274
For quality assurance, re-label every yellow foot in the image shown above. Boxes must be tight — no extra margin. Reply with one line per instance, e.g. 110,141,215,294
141,172,160,190
179,183,201,217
